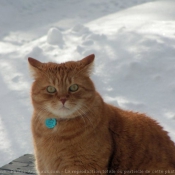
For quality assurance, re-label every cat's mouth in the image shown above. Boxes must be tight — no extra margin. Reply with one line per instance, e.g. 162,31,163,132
59,106,70,111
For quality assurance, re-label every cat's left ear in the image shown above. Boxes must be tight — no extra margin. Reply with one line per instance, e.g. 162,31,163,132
28,57,43,78
79,54,95,76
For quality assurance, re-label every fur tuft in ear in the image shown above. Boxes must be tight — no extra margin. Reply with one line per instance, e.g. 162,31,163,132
78,54,95,76
28,57,43,69
28,57,43,79
81,54,95,66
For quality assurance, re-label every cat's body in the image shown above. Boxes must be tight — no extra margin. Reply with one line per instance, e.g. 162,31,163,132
29,54,175,175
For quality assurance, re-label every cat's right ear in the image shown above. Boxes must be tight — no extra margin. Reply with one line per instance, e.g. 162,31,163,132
28,57,43,78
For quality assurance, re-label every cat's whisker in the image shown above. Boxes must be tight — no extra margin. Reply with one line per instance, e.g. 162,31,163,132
78,107,98,136
84,104,100,128
76,109,87,129
36,107,47,117
35,106,52,121
78,107,94,129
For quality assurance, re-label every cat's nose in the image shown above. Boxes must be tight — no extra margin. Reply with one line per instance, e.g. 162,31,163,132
60,98,67,105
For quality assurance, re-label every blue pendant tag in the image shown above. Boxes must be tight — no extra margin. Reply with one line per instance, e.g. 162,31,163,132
45,118,57,129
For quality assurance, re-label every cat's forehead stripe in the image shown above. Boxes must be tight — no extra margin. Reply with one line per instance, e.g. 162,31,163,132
42,59,87,75
44,61,78,70
48,68,72,86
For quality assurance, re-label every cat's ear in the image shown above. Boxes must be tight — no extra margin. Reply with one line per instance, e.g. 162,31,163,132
28,57,43,78
79,54,95,76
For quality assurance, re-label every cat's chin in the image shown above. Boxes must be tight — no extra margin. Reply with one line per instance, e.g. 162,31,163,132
58,107,72,117
46,105,79,119
55,108,73,119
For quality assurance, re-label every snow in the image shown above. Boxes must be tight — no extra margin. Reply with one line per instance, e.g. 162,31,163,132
47,28,63,46
0,0,175,167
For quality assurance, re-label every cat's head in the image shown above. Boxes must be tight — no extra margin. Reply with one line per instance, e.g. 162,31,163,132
28,54,96,119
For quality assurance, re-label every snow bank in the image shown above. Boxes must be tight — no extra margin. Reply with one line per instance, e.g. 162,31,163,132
47,28,64,46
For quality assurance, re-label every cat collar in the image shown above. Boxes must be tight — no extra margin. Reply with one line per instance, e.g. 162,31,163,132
45,118,57,129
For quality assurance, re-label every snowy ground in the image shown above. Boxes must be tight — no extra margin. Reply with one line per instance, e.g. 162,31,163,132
0,0,175,167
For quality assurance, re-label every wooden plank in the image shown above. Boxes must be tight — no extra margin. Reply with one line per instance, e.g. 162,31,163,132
0,154,36,175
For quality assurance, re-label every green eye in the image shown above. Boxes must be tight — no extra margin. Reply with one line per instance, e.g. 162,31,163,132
47,86,56,93
69,84,79,92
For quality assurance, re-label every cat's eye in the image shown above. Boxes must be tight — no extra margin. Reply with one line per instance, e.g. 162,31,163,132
69,84,79,92
47,86,56,93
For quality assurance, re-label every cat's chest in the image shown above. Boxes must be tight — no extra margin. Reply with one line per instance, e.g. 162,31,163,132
34,122,85,152
33,115,113,171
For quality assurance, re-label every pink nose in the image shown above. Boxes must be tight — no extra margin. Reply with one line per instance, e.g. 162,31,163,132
60,98,67,105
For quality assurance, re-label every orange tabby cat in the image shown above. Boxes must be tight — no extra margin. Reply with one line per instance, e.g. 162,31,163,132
28,54,175,175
